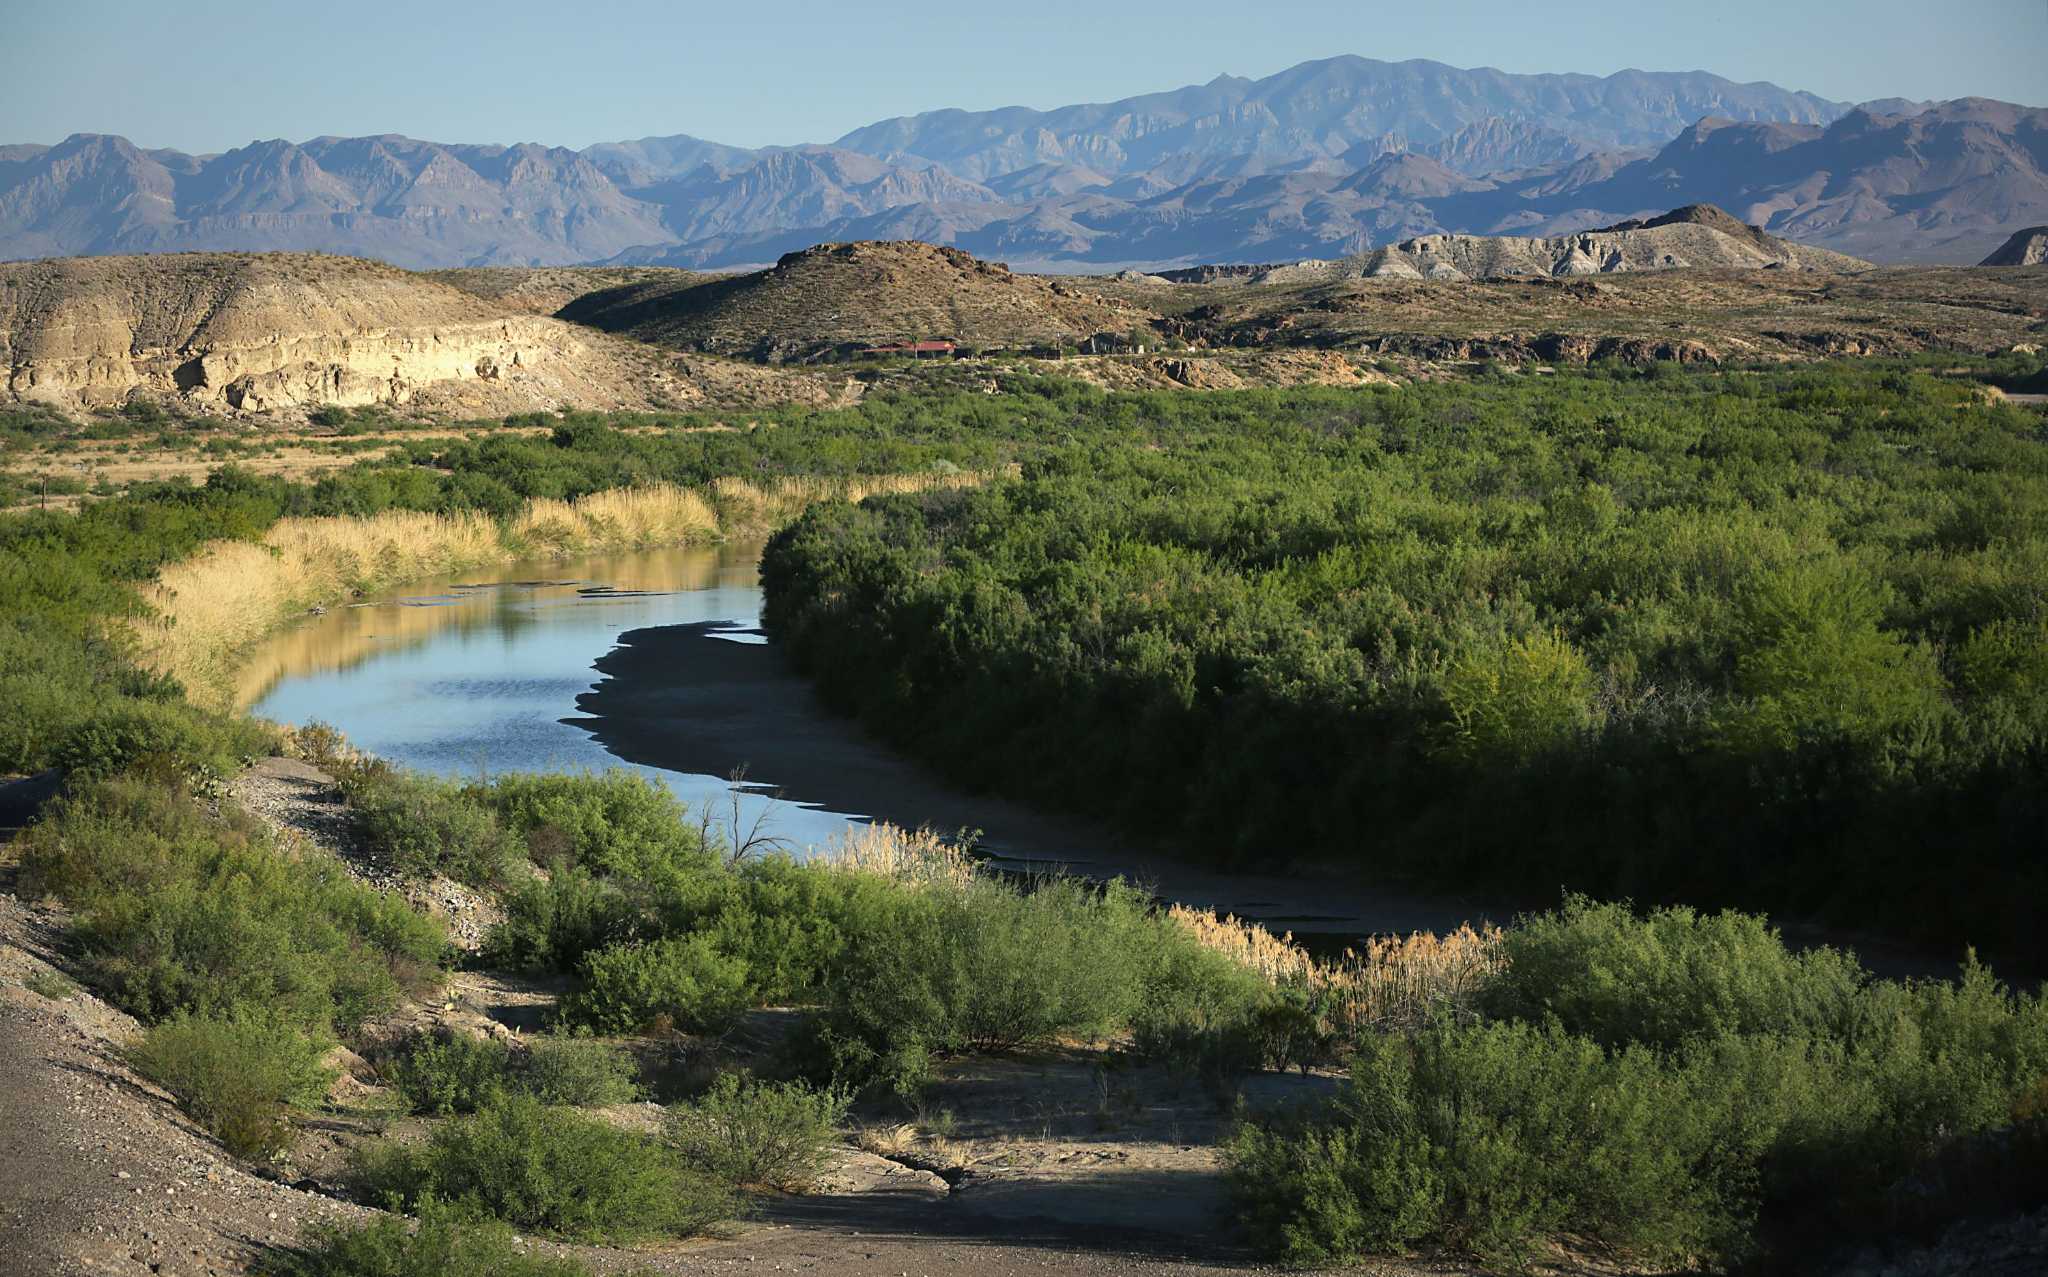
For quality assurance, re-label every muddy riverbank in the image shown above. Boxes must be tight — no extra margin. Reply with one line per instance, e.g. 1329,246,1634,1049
570,620,1509,944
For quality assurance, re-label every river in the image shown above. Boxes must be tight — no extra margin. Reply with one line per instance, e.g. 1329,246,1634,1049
242,542,1529,943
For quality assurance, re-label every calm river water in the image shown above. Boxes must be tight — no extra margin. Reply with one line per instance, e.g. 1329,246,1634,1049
243,541,864,852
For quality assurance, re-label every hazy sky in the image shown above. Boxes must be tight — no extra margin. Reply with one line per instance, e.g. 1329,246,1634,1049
7,0,2044,153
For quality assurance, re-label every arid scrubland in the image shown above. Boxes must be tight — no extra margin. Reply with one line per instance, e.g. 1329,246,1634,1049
3,358,2045,1277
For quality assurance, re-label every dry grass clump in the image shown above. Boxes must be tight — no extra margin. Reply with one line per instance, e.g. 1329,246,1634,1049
136,509,505,705
508,483,717,554
1168,904,1506,1033
824,822,978,890
138,485,724,707
712,469,1001,531
852,1120,921,1158
136,470,997,708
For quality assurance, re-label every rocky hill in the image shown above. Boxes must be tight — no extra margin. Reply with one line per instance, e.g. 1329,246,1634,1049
0,253,827,416
1982,227,2048,266
426,265,710,315
1358,206,1868,279
559,240,1158,361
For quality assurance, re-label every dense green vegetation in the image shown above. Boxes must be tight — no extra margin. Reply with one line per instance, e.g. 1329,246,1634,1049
1228,899,2048,1269
467,768,1263,1093
0,386,1044,775
760,364,2048,963
20,774,444,1030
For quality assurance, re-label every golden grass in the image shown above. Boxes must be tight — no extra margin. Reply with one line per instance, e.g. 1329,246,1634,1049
137,508,507,706
137,471,988,709
1168,903,1506,1034
711,468,1007,532
508,483,717,555
823,822,979,890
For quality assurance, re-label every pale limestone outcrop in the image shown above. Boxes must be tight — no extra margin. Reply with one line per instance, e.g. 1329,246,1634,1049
0,252,671,415
1358,213,1868,282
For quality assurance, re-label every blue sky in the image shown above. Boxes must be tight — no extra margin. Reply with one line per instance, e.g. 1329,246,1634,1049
7,0,2045,153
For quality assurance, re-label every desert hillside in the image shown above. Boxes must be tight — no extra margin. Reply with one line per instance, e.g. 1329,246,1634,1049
0,252,841,415
560,240,1160,361
426,264,718,315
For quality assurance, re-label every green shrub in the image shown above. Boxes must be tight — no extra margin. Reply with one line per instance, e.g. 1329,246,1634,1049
55,698,268,780
559,934,750,1035
664,1072,849,1191
1128,929,1272,1098
1717,561,1949,752
483,868,644,974
1480,896,1867,1049
348,772,519,885
384,1031,513,1116
288,1199,591,1277
477,771,711,878
817,876,1151,1082
705,854,858,1002
520,1035,640,1107
128,1010,335,1161
1436,630,1598,765
354,1093,732,1240
1131,928,1268,1059
1227,1019,1740,1268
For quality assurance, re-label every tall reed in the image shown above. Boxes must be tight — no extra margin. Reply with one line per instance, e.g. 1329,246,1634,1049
711,469,1004,532
824,822,978,891
137,472,986,709
1167,903,1506,1034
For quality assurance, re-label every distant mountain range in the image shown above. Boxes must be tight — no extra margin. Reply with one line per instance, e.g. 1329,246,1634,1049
2,57,2041,271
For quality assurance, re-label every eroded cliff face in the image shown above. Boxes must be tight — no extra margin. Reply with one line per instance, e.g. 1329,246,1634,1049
1360,210,1870,281
166,322,562,412
0,252,677,415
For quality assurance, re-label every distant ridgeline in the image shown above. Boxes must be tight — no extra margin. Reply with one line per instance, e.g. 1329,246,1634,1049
1,59,2042,268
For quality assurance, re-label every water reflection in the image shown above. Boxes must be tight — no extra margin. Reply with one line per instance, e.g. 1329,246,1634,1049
243,541,863,851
